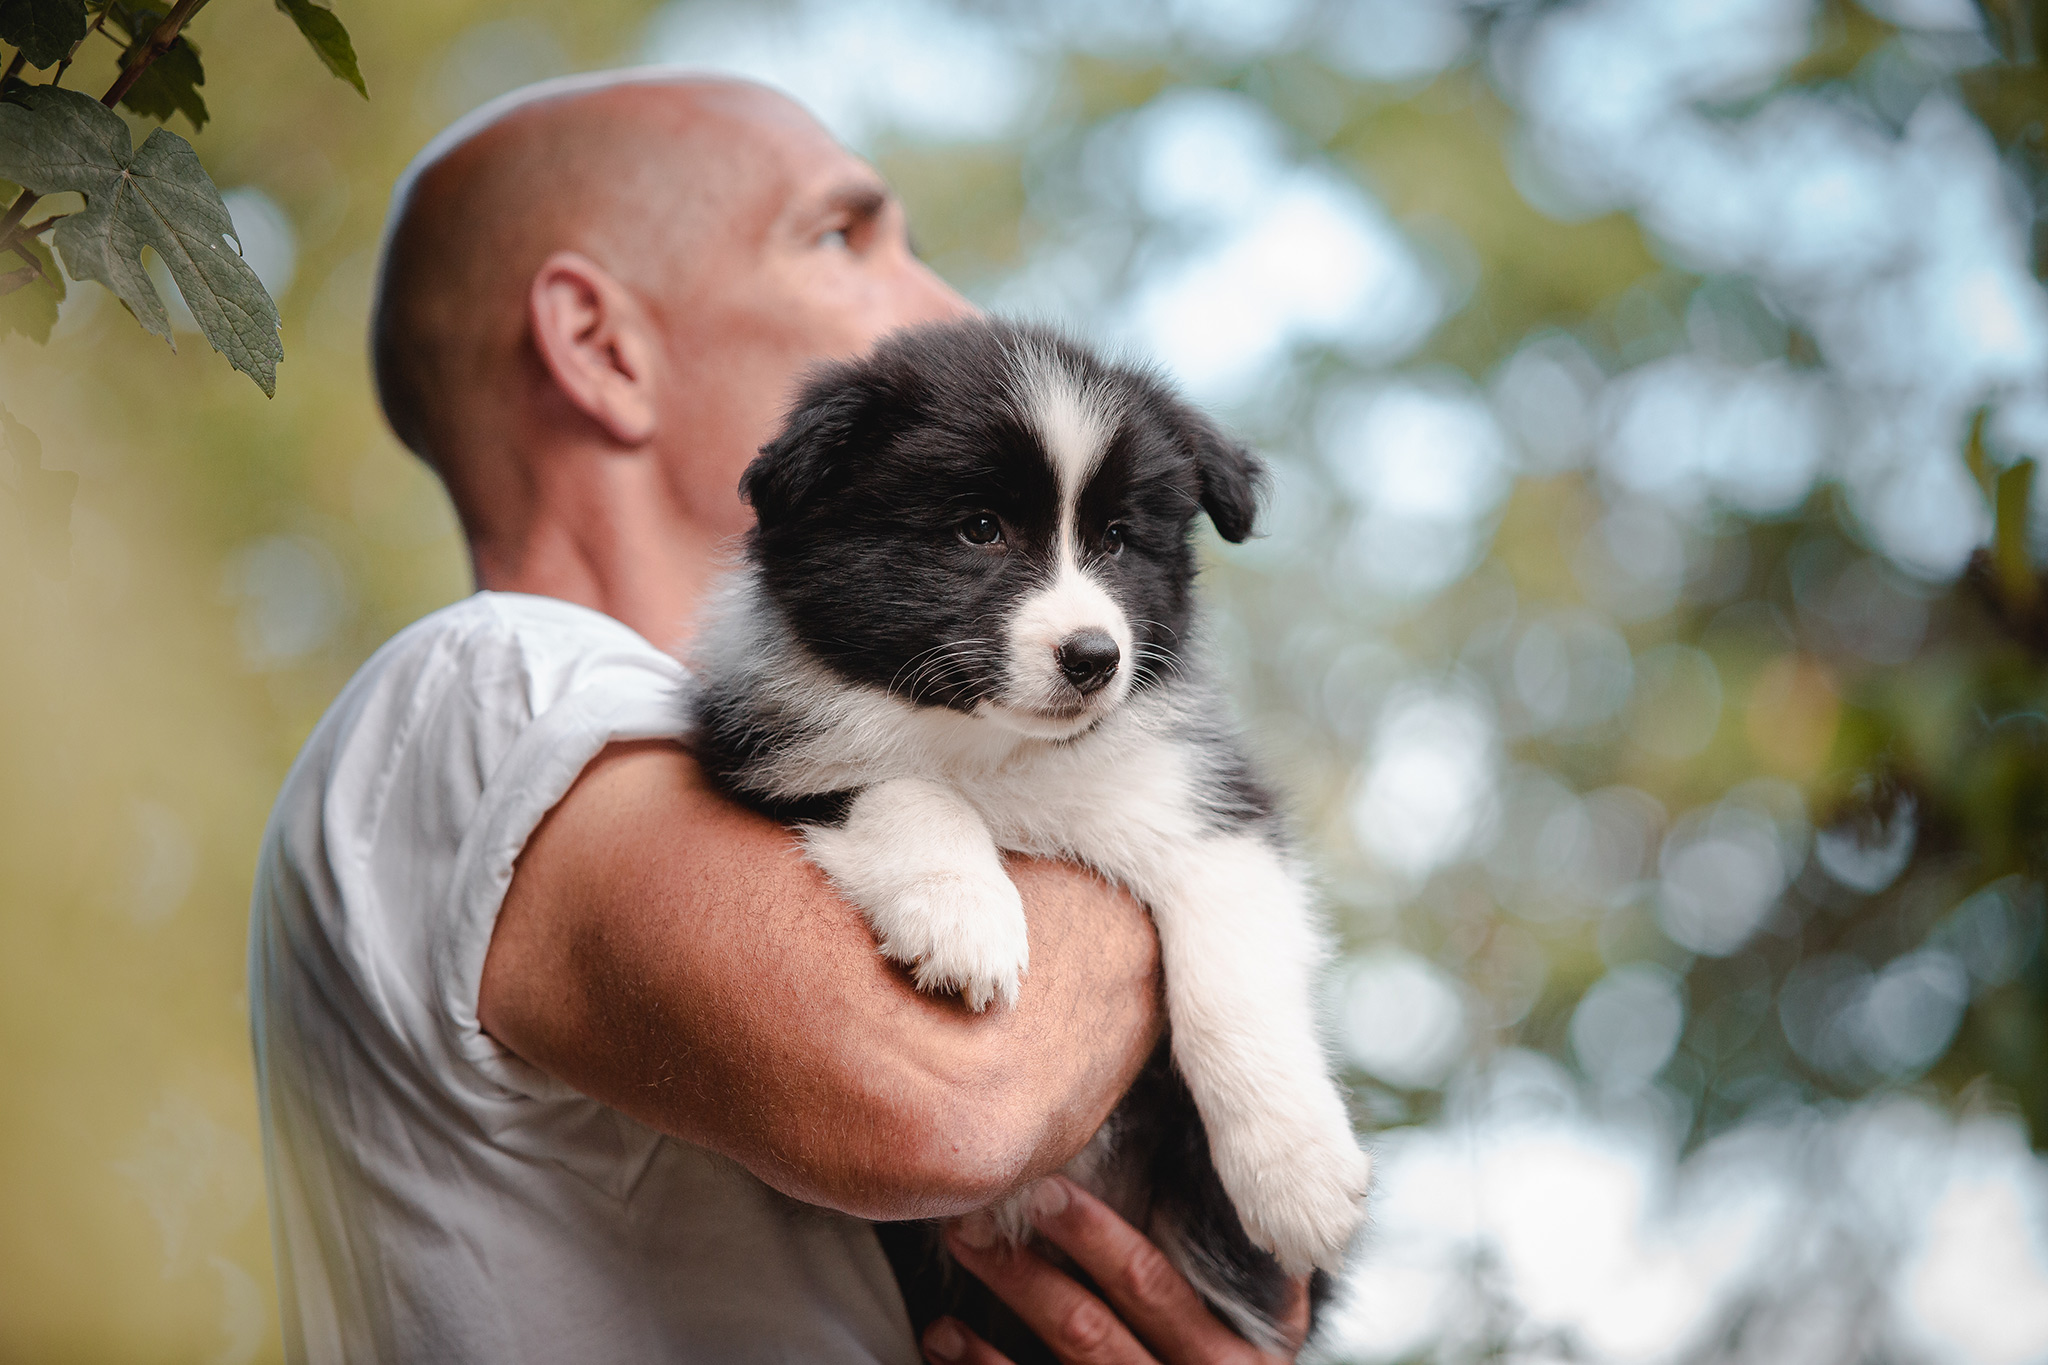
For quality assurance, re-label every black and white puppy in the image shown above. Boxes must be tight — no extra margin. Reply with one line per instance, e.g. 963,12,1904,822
685,317,1369,1350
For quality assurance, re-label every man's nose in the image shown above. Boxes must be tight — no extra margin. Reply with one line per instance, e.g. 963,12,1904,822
895,258,975,326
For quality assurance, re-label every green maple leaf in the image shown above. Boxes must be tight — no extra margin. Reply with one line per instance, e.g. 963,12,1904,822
0,87,281,394
0,400,77,578
0,231,67,342
275,0,365,97
118,34,207,129
0,0,88,70
106,2,207,130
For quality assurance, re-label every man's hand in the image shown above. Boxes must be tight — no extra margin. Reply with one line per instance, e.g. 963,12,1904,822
479,740,1163,1220
923,1176,1310,1365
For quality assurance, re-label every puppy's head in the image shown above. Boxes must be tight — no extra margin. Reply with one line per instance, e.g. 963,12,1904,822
742,318,1263,738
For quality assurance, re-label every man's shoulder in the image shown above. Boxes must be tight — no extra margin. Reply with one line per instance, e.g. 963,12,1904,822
269,592,685,835
339,591,676,718
374,590,664,674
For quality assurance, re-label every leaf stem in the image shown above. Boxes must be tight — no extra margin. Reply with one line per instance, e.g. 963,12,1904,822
3,48,26,85
52,7,113,88
101,0,211,110
0,190,38,252
6,237,47,279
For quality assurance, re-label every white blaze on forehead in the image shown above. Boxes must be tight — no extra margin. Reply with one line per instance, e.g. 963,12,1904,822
987,342,1135,737
1015,346,1116,512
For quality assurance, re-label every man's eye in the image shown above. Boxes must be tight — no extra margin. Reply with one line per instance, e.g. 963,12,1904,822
818,227,850,249
1103,523,1127,555
959,514,1003,546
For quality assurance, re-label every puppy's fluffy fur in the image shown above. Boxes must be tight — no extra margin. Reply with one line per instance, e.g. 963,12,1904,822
685,318,1368,1352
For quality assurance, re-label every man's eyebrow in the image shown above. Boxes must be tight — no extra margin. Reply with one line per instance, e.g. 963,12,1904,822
823,182,890,222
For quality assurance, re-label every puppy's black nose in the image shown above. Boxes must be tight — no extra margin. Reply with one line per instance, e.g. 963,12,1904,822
1056,631,1121,695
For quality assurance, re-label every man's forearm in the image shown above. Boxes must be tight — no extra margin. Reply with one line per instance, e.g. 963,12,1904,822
480,741,1163,1220
930,856,1164,1186
745,855,1163,1219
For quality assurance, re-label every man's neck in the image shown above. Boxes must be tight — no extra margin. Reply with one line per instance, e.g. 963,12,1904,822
472,455,731,652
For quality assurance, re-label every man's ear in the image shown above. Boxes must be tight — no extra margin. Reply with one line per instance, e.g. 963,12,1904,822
528,251,660,447
1185,410,1266,543
740,363,874,528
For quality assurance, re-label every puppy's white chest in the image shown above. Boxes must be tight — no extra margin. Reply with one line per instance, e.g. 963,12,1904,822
943,726,1207,868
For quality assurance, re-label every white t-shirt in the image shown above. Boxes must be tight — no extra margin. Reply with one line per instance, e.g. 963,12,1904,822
248,592,918,1364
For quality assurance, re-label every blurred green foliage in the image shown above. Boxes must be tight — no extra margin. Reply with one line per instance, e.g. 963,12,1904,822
1,0,2043,1359
0,5,655,1357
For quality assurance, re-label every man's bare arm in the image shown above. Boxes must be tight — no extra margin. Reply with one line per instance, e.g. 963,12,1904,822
479,739,1163,1220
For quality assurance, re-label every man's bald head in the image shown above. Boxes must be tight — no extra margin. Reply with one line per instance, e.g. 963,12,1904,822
370,69,966,603
372,75,828,473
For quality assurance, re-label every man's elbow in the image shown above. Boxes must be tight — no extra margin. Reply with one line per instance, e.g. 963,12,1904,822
797,1082,1051,1222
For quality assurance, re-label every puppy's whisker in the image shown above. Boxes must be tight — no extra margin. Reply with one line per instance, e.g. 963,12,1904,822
890,640,989,692
894,640,995,700
906,644,991,685
1132,643,1186,683
906,664,984,700
891,653,949,698
1131,658,1176,689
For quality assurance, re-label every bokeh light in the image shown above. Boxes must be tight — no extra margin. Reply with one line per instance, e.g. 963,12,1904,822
3,0,2045,1360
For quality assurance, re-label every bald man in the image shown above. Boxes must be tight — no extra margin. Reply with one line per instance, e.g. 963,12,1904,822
246,72,1269,1365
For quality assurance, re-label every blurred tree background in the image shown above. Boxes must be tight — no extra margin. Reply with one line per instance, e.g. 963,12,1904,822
3,0,2046,1361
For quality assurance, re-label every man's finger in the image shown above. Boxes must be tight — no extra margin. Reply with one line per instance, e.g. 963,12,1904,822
945,1218,1156,1364
923,1317,1016,1365
1018,1176,1255,1362
1278,1274,1310,1350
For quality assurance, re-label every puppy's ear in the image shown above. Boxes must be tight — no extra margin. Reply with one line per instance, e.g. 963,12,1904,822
740,367,874,527
1187,413,1266,543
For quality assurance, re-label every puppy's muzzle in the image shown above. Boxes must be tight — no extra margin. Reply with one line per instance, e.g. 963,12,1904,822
1056,630,1121,696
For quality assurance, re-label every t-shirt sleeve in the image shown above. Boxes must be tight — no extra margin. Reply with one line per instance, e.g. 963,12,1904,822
311,594,689,1117
432,606,688,1103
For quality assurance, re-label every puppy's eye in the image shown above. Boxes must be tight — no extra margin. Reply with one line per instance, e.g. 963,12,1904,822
1103,523,1127,555
959,513,1004,546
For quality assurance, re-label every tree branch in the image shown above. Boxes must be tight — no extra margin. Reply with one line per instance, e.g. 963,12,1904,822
101,0,211,110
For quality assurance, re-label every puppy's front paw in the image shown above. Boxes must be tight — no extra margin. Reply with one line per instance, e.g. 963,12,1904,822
872,872,1028,1012
1215,1114,1371,1276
